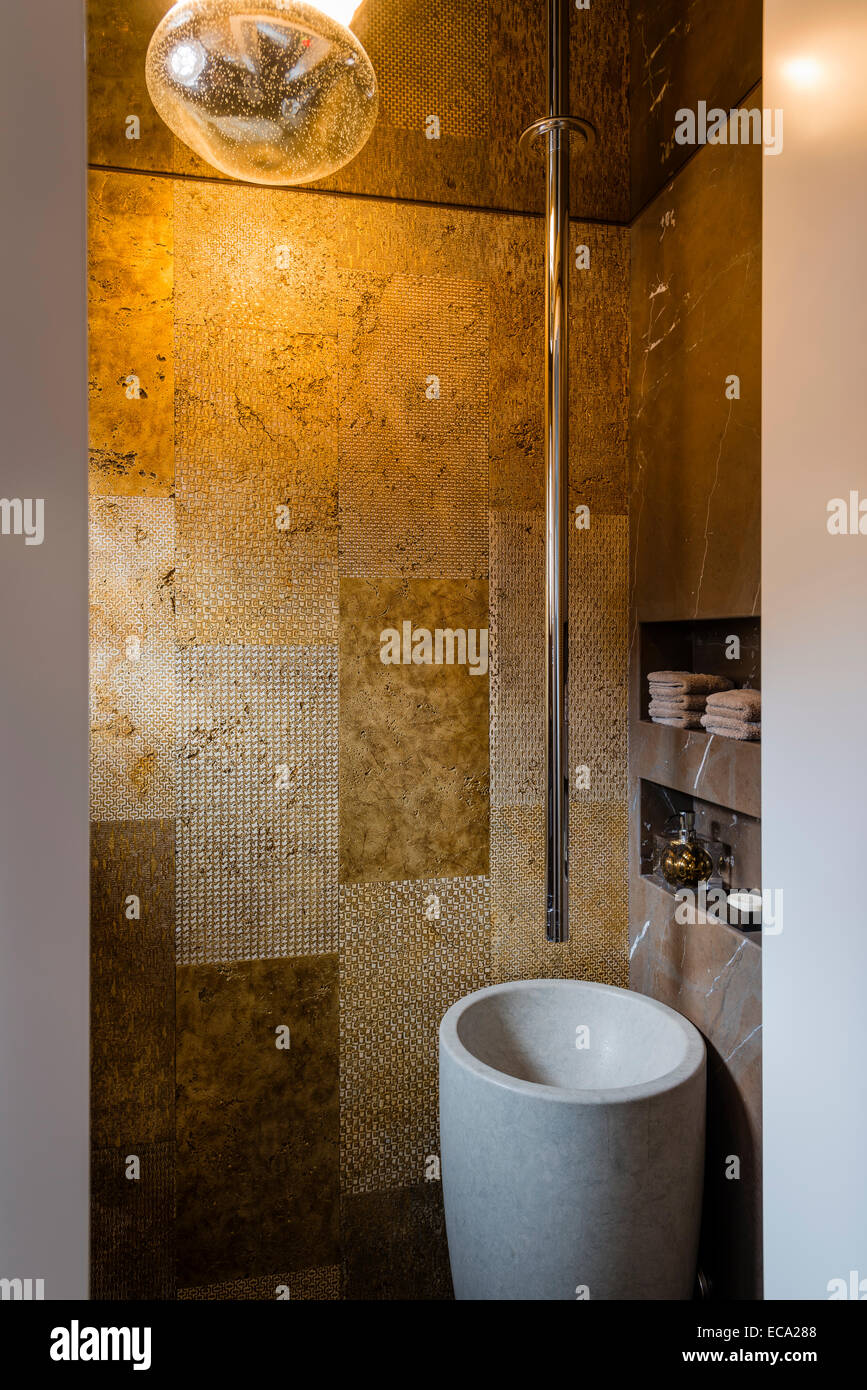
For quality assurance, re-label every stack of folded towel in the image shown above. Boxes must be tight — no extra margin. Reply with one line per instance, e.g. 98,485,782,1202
701,688,761,741
647,671,734,729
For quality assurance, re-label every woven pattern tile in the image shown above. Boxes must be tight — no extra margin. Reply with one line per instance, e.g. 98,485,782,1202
90,497,176,820
490,510,628,808
569,513,628,804
490,802,628,987
339,273,489,580
340,876,490,1194
91,1141,175,1301
173,178,340,336
178,1265,342,1301
175,323,337,647
490,510,544,807
177,644,337,962
358,0,490,140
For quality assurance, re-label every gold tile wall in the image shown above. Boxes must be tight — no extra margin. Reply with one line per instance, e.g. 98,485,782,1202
86,0,630,220
339,876,490,1193
88,0,630,1299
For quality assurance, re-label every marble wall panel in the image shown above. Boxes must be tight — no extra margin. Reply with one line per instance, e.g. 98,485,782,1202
630,135,762,623
630,0,763,214
630,877,762,1299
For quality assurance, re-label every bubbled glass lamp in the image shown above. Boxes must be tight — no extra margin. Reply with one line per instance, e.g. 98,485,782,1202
145,0,378,185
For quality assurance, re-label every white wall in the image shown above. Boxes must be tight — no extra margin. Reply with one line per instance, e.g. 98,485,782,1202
763,0,867,1299
0,2,89,1297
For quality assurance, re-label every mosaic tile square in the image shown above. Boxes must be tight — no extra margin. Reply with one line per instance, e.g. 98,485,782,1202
173,179,341,336
90,497,176,820
339,272,489,580
339,875,490,1194
490,802,627,987
342,1185,452,1300
175,323,337,647
177,644,337,962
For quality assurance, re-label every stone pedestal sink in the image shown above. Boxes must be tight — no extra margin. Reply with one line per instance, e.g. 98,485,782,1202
439,979,706,1300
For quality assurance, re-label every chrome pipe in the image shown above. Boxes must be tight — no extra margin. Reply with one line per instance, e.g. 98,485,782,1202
545,0,570,942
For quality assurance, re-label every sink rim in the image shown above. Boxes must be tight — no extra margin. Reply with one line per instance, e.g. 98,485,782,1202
439,978,706,1106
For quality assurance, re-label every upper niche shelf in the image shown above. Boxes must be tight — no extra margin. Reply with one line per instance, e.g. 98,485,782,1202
633,719,760,820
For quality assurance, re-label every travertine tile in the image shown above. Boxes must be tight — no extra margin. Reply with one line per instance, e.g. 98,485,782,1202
89,497,176,820
339,877,489,1193
339,272,489,580
177,644,338,962
175,324,337,646
91,819,175,1149
88,170,174,497
339,577,490,883
87,0,174,173
342,1185,452,1300
176,954,340,1286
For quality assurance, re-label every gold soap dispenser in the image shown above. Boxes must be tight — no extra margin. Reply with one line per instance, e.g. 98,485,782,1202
659,811,714,888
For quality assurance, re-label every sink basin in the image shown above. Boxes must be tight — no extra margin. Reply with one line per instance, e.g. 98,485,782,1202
439,979,706,1300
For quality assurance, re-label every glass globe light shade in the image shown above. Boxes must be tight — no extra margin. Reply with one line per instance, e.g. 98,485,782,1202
145,0,378,186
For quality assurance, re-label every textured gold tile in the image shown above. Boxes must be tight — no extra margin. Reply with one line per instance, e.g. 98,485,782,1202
87,0,174,172
490,511,544,807
359,0,490,139
490,512,627,807
175,324,337,646
173,179,341,335
178,1266,342,1300
91,819,175,1149
90,497,176,820
340,877,490,1193
177,644,337,963
176,954,340,1285
569,224,630,517
569,514,628,804
339,273,489,579
339,578,490,883
91,1141,175,1300
88,170,174,497
491,802,628,986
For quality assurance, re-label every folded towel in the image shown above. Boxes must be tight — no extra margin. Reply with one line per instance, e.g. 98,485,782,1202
701,714,761,741
647,694,707,713
651,713,705,730
648,671,734,696
705,687,761,719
